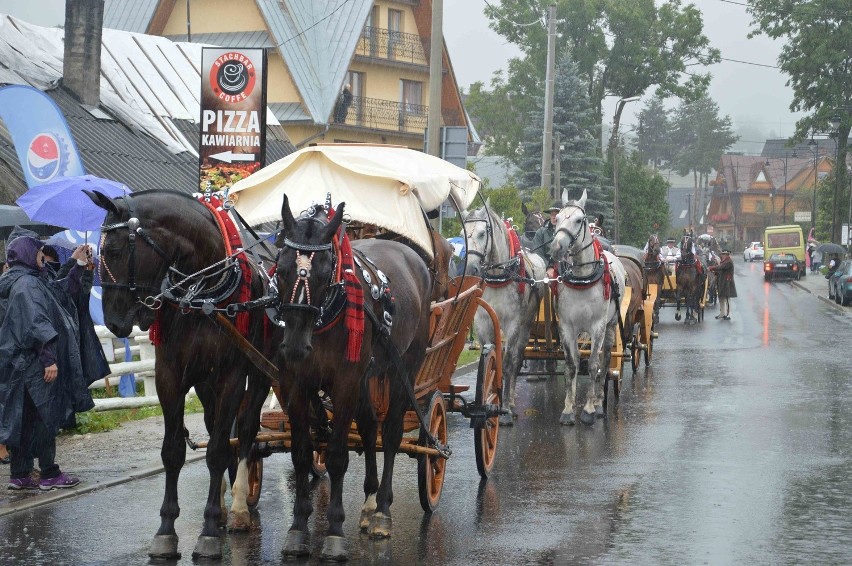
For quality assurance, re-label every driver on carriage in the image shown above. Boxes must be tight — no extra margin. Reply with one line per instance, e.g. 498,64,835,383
660,238,681,265
531,201,561,278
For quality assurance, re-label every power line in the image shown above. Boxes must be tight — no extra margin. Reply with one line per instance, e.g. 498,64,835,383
482,0,544,28
716,0,852,19
275,0,356,48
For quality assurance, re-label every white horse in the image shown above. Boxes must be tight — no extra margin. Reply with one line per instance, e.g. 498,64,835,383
462,202,547,426
550,189,627,426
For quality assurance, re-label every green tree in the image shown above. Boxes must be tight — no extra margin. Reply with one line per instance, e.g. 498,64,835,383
516,56,607,221
748,0,852,243
636,95,673,168
485,0,719,151
610,152,671,246
482,183,524,223
670,95,738,227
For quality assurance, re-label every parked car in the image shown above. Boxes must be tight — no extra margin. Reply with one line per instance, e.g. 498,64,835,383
828,260,852,306
763,253,801,281
744,242,764,261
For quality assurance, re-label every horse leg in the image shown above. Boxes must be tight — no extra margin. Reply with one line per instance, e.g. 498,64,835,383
355,395,379,531
675,291,682,321
559,334,579,426
368,376,408,540
282,386,313,558
499,325,525,426
193,372,246,560
596,319,618,419
581,326,604,425
149,374,187,560
320,380,359,561
228,371,268,532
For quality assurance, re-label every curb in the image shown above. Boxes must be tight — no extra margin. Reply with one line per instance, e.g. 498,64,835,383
0,361,483,517
791,279,847,312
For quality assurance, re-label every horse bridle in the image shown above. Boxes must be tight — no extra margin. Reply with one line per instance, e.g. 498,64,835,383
100,195,174,305
273,213,340,323
555,204,593,258
463,211,496,269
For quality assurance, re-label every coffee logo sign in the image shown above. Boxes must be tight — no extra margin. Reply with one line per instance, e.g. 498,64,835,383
209,52,257,102
199,47,268,191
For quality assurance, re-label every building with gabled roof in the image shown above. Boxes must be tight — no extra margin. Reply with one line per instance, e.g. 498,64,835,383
0,8,294,202
103,0,476,151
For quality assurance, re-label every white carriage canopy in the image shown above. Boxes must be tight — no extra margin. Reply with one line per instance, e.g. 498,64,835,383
228,144,481,257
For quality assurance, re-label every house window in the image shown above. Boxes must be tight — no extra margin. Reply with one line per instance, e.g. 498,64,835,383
399,79,423,130
388,9,403,58
756,200,766,213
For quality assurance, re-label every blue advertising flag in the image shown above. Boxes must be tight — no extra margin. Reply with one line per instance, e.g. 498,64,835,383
0,85,86,187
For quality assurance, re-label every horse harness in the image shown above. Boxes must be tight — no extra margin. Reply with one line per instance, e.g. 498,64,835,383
463,214,533,290
99,193,251,316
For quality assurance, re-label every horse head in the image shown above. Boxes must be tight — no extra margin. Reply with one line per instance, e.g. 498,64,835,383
521,201,546,242
274,194,344,362
87,190,220,337
461,202,506,277
550,188,589,262
429,228,453,301
680,234,695,262
645,233,661,263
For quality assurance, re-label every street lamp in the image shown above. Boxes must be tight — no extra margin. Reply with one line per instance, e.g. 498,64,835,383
612,96,640,244
809,138,818,234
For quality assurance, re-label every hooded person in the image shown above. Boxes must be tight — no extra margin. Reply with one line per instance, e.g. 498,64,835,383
0,234,93,490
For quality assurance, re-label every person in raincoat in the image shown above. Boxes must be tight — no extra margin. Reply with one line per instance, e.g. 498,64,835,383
0,235,93,490
531,202,561,277
710,249,737,320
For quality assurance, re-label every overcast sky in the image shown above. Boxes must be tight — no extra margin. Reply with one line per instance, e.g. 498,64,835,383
4,0,804,154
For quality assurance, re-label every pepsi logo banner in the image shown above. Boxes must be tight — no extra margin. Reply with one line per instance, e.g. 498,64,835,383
199,47,268,192
0,85,86,187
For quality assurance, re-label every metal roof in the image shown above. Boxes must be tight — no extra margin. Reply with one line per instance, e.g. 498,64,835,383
257,0,373,124
103,0,159,34
269,102,312,122
163,31,276,49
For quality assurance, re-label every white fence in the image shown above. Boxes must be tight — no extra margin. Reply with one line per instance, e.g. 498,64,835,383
91,326,162,411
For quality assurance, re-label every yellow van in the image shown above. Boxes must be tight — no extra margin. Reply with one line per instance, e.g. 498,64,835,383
764,225,806,276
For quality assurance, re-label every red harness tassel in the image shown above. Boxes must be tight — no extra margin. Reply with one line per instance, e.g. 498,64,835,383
328,206,364,361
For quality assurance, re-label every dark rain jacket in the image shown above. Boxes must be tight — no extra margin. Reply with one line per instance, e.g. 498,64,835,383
530,221,557,264
710,256,737,298
0,237,93,447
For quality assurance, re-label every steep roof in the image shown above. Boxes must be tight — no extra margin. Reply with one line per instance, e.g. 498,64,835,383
256,0,373,124
104,0,160,34
0,14,294,201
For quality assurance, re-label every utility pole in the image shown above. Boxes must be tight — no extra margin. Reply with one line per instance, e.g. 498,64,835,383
540,5,556,197
553,133,561,196
426,0,443,157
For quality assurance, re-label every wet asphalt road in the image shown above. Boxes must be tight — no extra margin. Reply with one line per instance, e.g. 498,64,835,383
1,259,851,565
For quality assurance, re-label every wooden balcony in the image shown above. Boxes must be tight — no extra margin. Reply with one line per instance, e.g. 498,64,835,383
337,95,428,134
355,27,429,66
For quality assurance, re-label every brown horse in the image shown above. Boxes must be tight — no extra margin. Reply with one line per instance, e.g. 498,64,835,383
87,190,277,560
676,235,705,323
272,195,432,561
520,202,546,249
643,234,665,323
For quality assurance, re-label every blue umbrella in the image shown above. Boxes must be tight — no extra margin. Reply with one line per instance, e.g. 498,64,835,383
16,174,131,231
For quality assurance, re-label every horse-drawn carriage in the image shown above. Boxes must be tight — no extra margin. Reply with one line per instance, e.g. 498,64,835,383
90,144,505,562
645,234,709,323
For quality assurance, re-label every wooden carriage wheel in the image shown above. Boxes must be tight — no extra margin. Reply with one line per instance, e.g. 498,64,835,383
643,325,654,366
417,391,448,513
630,333,640,374
474,345,500,479
311,450,327,479
245,447,263,510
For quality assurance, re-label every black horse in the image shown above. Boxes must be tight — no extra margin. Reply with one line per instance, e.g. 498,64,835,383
520,202,546,249
87,190,276,560
272,195,432,561
643,233,664,323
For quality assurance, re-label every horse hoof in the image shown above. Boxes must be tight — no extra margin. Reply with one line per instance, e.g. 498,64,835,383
498,413,514,426
228,510,253,532
282,530,311,558
191,535,222,560
149,534,180,560
580,410,596,425
559,412,575,426
320,536,349,562
675,313,681,321
359,509,374,531
595,405,605,419
368,512,392,539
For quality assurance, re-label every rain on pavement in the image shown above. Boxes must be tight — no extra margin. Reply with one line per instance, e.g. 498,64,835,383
1,259,850,565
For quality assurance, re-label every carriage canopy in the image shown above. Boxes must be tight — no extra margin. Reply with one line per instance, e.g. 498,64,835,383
228,144,481,256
